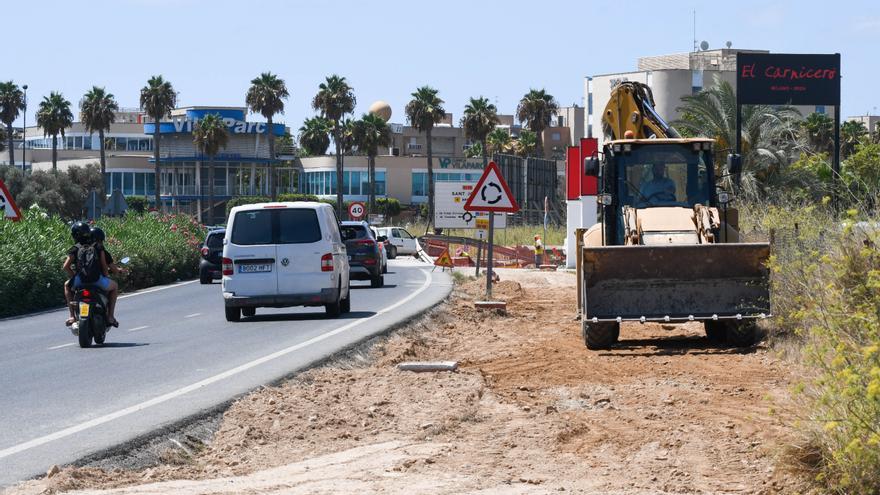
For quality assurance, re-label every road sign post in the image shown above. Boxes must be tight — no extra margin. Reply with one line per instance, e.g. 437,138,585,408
463,161,519,301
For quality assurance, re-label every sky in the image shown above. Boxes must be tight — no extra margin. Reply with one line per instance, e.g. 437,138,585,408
7,0,880,130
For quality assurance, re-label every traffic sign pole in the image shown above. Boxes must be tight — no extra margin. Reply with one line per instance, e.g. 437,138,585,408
486,213,494,299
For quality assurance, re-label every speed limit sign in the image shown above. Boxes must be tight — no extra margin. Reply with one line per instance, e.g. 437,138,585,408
348,201,366,220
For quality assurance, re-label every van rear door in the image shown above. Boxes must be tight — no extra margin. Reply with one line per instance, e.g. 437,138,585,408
226,209,278,297
275,208,334,296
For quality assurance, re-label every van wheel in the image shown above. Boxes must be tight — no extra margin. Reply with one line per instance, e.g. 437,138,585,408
387,246,397,259
225,306,241,322
325,299,342,317
242,307,256,317
340,290,351,314
199,268,212,285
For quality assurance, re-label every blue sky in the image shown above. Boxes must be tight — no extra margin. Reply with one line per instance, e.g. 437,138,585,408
8,0,879,129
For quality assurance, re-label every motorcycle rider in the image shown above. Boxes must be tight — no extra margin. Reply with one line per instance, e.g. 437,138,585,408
62,222,119,327
90,226,124,326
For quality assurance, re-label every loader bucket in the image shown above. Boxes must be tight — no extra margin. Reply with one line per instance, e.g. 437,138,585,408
581,243,770,320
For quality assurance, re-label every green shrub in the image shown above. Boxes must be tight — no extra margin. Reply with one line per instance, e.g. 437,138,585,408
376,197,402,218
277,193,321,202
745,201,880,492
225,196,270,214
0,209,205,318
125,196,149,213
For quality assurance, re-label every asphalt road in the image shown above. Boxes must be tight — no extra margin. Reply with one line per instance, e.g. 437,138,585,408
0,258,451,487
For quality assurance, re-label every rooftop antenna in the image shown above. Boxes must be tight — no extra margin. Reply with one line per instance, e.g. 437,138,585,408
693,10,697,52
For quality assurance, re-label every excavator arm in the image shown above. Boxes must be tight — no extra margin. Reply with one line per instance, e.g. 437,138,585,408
602,81,681,140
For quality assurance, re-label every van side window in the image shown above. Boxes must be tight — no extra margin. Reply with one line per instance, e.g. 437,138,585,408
392,228,401,237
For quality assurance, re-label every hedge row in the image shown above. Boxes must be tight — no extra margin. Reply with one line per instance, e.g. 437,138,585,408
0,207,205,318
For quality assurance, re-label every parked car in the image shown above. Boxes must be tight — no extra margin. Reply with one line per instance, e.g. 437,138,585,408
370,226,389,274
199,228,226,284
375,227,419,258
222,202,350,321
340,221,384,287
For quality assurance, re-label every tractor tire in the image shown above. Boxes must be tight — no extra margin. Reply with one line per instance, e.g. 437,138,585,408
583,321,619,350
704,321,727,343
726,321,758,347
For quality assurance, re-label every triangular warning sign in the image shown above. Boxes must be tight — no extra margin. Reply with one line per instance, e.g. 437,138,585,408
463,161,519,213
0,179,22,221
434,248,454,268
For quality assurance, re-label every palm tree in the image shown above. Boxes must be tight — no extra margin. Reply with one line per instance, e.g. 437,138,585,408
36,92,74,172
461,96,500,167
312,75,356,217
841,120,868,158
405,86,445,230
79,86,118,195
516,89,558,156
246,72,289,200
299,116,331,156
800,112,835,154
674,78,802,194
487,128,512,155
193,113,230,226
351,113,392,215
515,130,537,157
0,81,25,167
140,76,177,210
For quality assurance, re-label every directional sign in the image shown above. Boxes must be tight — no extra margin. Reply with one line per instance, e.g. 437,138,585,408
463,161,519,213
348,201,366,220
435,182,506,229
434,248,454,268
0,179,22,221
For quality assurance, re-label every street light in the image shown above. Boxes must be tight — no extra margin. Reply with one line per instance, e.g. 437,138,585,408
22,84,27,171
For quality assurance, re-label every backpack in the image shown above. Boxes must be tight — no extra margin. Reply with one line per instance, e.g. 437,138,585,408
76,243,103,284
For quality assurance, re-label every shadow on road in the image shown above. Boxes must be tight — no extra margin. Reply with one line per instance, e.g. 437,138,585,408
350,284,398,290
95,342,150,348
243,310,376,323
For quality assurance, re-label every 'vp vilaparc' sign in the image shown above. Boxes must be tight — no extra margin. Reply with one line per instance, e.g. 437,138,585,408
737,53,840,106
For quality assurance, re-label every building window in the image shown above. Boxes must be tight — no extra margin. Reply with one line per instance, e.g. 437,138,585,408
551,132,561,141
412,172,428,197
815,105,826,115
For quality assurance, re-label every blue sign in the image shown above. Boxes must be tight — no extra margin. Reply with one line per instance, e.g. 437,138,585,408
143,108,285,136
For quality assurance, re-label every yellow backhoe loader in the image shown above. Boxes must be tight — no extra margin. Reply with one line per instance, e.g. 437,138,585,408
578,81,770,349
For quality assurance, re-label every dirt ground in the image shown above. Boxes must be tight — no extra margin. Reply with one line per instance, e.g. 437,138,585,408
7,269,804,494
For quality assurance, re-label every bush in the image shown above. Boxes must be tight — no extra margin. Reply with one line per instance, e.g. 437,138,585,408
277,193,321,203
0,163,103,220
744,201,880,492
376,197,402,218
225,196,270,214
0,209,205,318
125,196,149,213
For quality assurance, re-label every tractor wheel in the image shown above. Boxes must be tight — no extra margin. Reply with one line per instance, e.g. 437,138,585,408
726,321,758,347
583,321,619,350
704,321,727,343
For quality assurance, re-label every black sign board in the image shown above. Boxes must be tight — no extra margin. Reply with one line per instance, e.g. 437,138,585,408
737,53,840,106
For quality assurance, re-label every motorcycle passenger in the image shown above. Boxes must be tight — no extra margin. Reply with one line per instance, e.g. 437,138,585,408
62,222,119,327
90,226,124,326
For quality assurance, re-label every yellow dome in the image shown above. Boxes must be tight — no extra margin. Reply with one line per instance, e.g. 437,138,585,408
368,100,392,121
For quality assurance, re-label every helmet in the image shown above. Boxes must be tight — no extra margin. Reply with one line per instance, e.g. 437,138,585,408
90,226,105,243
71,221,91,243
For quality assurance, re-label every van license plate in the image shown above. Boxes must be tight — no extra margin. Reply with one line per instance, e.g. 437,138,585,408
79,303,90,318
239,264,272,273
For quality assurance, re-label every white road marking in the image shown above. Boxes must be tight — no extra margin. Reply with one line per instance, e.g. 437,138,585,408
0,269,435,461
184,313,201,319
47,343,74,350
127,325,149,332
118,280,198,300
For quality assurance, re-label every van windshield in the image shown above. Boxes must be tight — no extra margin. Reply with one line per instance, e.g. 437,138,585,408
231,209,322,245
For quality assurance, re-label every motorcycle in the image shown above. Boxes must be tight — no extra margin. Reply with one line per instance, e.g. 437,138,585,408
71,257,129,348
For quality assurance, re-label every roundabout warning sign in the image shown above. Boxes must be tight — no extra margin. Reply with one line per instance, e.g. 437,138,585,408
463,161,519,213
0,179,22,221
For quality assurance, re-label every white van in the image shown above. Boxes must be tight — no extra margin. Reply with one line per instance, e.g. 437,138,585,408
221,202,350,321
374,227,419,258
